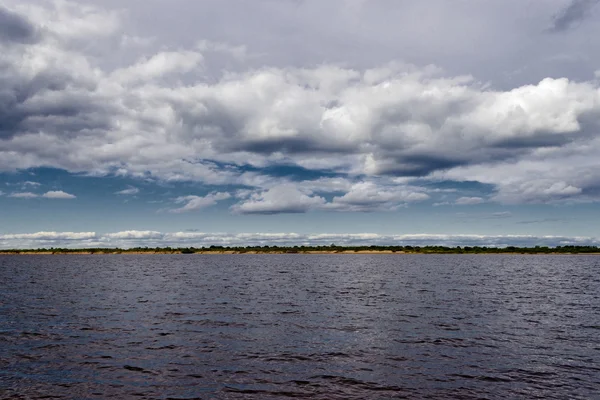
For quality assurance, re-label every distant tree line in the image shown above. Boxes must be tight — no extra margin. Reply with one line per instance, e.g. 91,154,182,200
1,244,599,254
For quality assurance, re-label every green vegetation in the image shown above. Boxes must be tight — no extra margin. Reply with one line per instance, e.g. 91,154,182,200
0,245,599,254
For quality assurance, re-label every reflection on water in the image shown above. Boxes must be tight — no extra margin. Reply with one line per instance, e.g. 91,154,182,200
1,254,599,399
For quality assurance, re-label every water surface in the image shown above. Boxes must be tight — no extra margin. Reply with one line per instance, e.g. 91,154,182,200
1,254,599,399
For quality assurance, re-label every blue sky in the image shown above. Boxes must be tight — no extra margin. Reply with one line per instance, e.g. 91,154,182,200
1,0,600,248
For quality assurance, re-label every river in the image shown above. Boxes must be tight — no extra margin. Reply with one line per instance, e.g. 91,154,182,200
1,254,599,399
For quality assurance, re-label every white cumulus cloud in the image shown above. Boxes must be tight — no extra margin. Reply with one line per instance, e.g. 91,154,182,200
104,231,164,240
231,184,326,214
42,191,76,199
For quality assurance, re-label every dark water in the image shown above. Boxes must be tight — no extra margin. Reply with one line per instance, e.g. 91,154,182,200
1,255,599,399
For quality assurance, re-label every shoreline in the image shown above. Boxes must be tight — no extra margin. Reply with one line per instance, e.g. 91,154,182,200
2,250,600,255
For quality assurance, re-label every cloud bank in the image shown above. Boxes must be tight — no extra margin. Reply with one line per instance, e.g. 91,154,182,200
1,1,600,215
1,230,599,250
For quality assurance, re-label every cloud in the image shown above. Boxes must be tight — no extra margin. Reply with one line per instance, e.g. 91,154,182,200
0,232,97,248
9,192,38,198
437,154,593,204
22,1,122,42
455,196,485,205
454,211,513,220
42,190,76,199
296,177,354,194
231,184,326,214
434,197,487,206
549,0,599,32
23,181,40,187
8,190,76,199
0,0,599,207
115,187,140,195
0,232,97,240
517,218,565,225
230,180,430,214
111,51,203,84
328,181,429,211
1,230,599,249
104,230,164,240
170,192,231,213
495,180,582,204
0,5,38,44
196,39,248,61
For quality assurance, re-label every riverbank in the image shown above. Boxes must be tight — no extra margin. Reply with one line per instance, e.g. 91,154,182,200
2,250,600,255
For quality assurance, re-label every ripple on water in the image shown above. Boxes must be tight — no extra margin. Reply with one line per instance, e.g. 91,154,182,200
0,254,599,399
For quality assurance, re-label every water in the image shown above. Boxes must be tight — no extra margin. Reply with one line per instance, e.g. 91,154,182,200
1,254,599,399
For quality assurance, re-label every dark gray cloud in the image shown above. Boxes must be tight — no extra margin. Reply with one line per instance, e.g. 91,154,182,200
370,154,465,177
549,0,599,32
0,70,115,140
0,6,38,43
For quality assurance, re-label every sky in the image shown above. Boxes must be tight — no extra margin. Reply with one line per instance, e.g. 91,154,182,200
1,0,600,248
